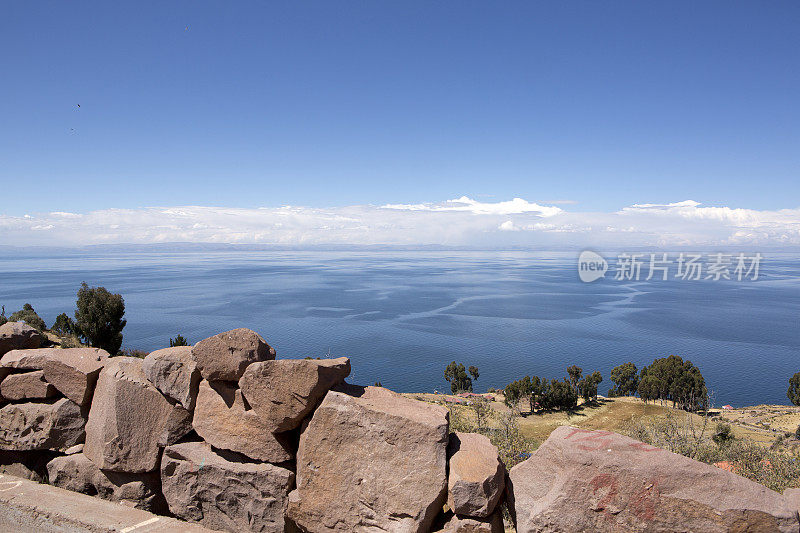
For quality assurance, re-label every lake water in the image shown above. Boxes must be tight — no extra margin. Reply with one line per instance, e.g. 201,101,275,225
0,250,798,407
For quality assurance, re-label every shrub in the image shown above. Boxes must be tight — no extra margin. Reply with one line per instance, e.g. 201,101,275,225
9,303,47,331
52,313,76,336
118,348,148,358
712,422,735,445
169,335,189,347
74,282,126,355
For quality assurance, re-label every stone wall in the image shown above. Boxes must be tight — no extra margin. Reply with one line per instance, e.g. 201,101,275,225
1,321,798,532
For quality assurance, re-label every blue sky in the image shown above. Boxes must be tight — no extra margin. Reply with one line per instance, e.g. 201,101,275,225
1,2,799,247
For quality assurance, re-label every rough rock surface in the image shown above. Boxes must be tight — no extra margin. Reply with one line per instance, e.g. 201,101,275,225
142,346,199,410
161,441,295,532
0,398,86,451
447,432,505,518
0,347,60,370
287,385,449,533
509,426,799,533
84,357,193,473
193,380,293,463
239,357,350,431
784,488,800,516
192,328,275,381
0,450,59,482
0,370,58,400
42,348,109,406
47,452,166,512
434,512,504,533
0,322,44,357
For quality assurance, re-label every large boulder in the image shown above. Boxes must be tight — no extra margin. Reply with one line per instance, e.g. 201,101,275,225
239,357,350,432
0,370,58,400
143,346,200,410
287,385,449,533
47,452,166,512
447,432,505,518
42,348,109,406
193,380,293,463
83,357,193,473
161,441,295,532
434,512,504,533
0,322,44,357
0,398,86,451
509,426,799,533
192,328,275,381
0,347,59,370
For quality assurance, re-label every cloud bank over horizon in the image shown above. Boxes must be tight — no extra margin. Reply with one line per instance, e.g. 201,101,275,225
2,196,800,249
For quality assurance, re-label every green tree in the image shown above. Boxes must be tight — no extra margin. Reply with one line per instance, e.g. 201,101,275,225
567,365,583,394
578,371,603,403
52,313,76,335
638,355,708,411
468,365,479,381
543,378,578,411
609,362,639,397
444,361,477,393
170,335,189,347
0,305,6,326
74,282,126,355
9,303,47,331
788,372,800,406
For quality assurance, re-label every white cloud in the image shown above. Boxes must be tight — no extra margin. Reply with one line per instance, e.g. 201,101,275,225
382,196,563,217
1,197,799,248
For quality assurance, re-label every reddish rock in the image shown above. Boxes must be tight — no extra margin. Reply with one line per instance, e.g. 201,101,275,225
509,426,799,533
0,322,44,357
447,432,506,518
0,398,86,451
47,452,166,512
193,380,293,464
161,441,295,532
287,385,449,533
42,348,109,406
434,512,504,533
0,370,58,400
192,328,275,381
84,357,193,473
142,346,199,410
239,357,350,432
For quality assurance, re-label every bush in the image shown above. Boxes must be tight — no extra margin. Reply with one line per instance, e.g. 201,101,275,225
51,313,76,336
624,413,800,492
712,422,735,445
74,282,126,355
9,303,47,331
169,335,189,347
118,348,148,358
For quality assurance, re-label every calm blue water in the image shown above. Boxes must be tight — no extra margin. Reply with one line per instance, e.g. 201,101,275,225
0,250,798,407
